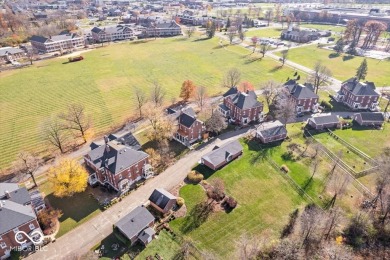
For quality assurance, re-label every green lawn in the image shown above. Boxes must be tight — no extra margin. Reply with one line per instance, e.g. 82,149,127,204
0,36,295,170
300,23,345,33
170,140,305,258
40,182,101,238
275,45,390,86
135,231,182,260
245,27,283,38
321,123,390,158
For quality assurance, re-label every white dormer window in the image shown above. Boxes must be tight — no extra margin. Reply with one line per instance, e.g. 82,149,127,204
13,228,19,234
0,242,6,249
0,236,2,241
29,223,35,230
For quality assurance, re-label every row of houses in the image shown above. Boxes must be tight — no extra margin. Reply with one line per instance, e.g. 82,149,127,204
30,21,181,53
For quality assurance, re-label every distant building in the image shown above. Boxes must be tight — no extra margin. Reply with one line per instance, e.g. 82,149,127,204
142,21,182,37
281,29,320,43
173,107,205,146
0,183,44,259
353,112,385,127
201,140,243,170
256,120,287,144
284,80,319,113
84,133,153,193
307,114,341,130
334,77,380,111
91,24,140,42
114,206,155,246
148,188,177,214
0,47,25,65
30,32,84,53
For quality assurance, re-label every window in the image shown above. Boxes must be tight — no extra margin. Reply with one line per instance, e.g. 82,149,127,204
0,242,6,249
29,223,35,230
0,236,2,241
16,233,23,240
13,228,19,234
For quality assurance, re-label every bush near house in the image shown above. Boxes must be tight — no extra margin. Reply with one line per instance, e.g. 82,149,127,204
187,171,204,183
176,197,185,207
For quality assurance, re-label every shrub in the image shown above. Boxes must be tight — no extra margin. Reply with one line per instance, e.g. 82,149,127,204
320,100,332,111
187,170,204,183
281,165,289,173
176,197,185,207
281,151,295,161
225,196,237,209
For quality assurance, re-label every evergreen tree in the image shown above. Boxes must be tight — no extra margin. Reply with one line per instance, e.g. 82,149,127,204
347,41,357,55
355,59,368,81
333,39,345,54
206,21,216,38
226,18,231,28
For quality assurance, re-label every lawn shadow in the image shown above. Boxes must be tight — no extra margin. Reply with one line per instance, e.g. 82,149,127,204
94,232,128,259
268,65,283,73
173,37,188,42
244,57,262,64
141,140,187,158
131,40,150,45
46,187,100,223
193,37,211,42
342,55,355,61
193,164,215,180
328,53,340,59
245,139,280,164
213,44,228,49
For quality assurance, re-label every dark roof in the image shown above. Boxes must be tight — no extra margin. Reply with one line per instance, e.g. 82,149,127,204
178,111,197,128
0,184,30,205
284,79,297,87
138,227,155,244
309,114,339,125
356,112,385,122
256,120,287,138
285,83,318,99
232,91,262,110
149,188,176,210
29,190,45,211
342,78,379,97
92,25,133,34
30,35,48,43
87,141,148,174
222,87,238,97
0,200,36,235
202,140,243,167
115,206,154,240
218,103,229,112
155,21,180,29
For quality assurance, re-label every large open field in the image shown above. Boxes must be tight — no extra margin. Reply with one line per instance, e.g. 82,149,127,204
300,23,345,33
276,45,390,85
245,27,283,38
0,36,295,169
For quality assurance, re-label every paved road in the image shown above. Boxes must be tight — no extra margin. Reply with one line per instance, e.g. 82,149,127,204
27,127,253,260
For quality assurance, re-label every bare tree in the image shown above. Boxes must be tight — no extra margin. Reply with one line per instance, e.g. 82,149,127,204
144,104,177,142
236,234,261,260
26,48,36,65
150,81,165,107
265,10,273,26
259,43,271,57
186,26,195,38
309,61,332,94
261,80,281,109
274,97,296,126
134,87,148,118
227,27,237,44
42,117,68,153
281,49,289,66
208,178,225,201
205,111,227,134
13,152,43,187
59,104,92,143
222,68,241,88
326,172,350,209
322,207,342,240
194,85,208,111
300,204,322,247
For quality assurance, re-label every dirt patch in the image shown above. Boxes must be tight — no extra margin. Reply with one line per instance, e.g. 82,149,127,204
58,49,93,59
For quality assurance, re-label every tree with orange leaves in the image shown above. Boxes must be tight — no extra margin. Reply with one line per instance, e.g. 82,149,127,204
180,80,196,102
238,81,255,92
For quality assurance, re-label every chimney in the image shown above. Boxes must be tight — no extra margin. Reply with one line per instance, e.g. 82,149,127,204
4,191,10,199
105,144,110,153
0,201,3,208
104,135,109,143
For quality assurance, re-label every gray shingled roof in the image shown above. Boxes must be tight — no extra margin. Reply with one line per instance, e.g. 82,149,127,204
342,78,379,96
256,120,287,138
222,87,238,97
285,84,318,99
138,227,155,244
356,112,385,122
232,91,262,110
0,184,30,205
0,47,24,56
0,183,19,198
309,114,339,125
0,200,36,235
149,188,176,210
202,140,243,167
92,25,133,34
115,206,154,240
30,35,48,43
219,103,229,112
87,141,148,174
178,109,197,128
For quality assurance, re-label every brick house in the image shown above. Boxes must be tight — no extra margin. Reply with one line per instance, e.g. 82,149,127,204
91,25,140,42
30,32,84,53
0,183,44,260
148,188,177,214
173,108,205,146
114,206,155,246
307,114,341,130
353,112,385,127
142,21,182,38
201,140,243,170
84,133,153,193
284,80,319,113
256,120,287,143
334,78,380,111
0,47,25,65
281,29,319,43
219,87,264,126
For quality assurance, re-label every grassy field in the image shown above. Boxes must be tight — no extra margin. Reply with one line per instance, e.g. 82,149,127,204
275,45,390,86
169,140,305,258
245,28,283,38
0,36,295,170
135,231,182,260
40,182,101,238
300,23,345,33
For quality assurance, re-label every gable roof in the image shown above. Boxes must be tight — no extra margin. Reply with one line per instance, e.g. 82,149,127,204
256,120,287,138
309,114,339,125
149,188,176,210
342,78,379,97
178,108,199,128
223,87,238,97
0,184,30,205
87,141,148,174
0,47,24,56
356,112,385,122
115,206,154,239
0,200,36,235
285,83,318,99
30,35,48,43
138,227,155,244
232,91,262,110
202,140,243,167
